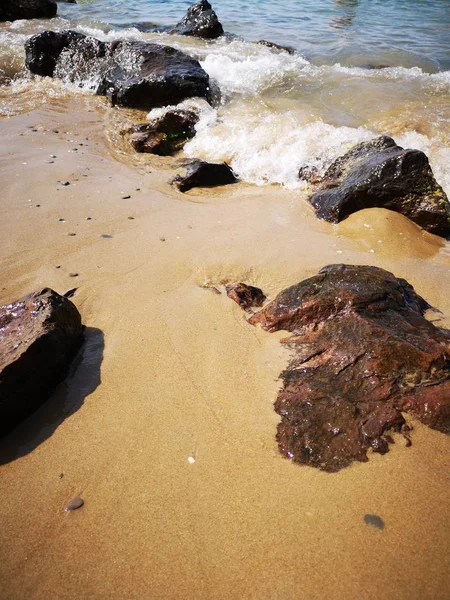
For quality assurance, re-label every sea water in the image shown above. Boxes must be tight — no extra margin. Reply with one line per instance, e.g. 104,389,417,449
0,0,449,190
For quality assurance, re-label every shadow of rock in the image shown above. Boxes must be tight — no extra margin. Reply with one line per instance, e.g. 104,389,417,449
0,327,104,466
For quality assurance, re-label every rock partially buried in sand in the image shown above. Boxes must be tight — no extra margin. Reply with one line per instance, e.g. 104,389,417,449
173,0,224,39
173,160,238,192
247,264,450,472
0,0,57,22
0,288,83,437
306,136,450,237
226,283,266,312
128,110,199,156
25,31,210,110
65,496,84,511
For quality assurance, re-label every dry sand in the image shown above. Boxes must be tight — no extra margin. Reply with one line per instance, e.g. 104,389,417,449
1,96,450,600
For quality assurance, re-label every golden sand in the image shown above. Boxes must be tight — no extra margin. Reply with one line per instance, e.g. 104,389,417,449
1,97,449,599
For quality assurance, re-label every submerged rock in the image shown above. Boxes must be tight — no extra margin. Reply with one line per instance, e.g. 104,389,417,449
173,0,223,39
0,288,83,437
257,40,296,55
226,283,266,312
307,136,450,237
172,160,238,192
25,31,210,109
248,264,450,472
129,110,199,156
0,0,57,21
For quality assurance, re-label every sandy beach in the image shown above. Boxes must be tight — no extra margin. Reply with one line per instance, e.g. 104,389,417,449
1,95,450,599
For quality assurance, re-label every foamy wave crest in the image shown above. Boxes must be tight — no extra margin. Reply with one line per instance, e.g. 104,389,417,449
184,106,373,188
200,44,309,96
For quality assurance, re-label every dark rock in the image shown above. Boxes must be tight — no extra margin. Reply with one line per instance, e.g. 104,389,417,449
364,514,385,530
308,136,450,237
173,0,223,39
298,165,322,185
0,288,83,437
0,0,57,21
129,110,199,156
257,40,296,55
25,31,210,110
65,496,84,511
25,30,87,77
248,264,450,472
173,160,238,192
226,283,266,312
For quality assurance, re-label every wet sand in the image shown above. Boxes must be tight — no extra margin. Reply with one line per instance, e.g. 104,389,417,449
1,97,450,599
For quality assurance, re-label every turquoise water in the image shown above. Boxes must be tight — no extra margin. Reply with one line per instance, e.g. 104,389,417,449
59,0,450,71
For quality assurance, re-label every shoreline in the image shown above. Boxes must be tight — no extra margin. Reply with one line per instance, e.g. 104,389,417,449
1,97,450,599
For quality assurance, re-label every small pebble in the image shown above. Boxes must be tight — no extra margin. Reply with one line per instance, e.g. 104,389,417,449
128,216,134,220
68,232,76,236
101,234,113,239
60,181,70,186
364,514,384,530
58,473,64,479
86,217,92,220
58,218,65,222
50,154,57,158
69,272,79,278
159,237,166,242
122,195,131,199
46,160,55,164
187,456,196,464
65,497,84,512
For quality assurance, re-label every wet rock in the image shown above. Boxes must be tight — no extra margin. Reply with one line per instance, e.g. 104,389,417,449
65,497,84,511
298,165,322,185
173,160,238,192
0,288,83,437
307,136,450,237
226,283,266,312
257,40,296,55
249,264,450,472
173,0,223,39
0,0,57,22
25,31,210,110
129,110,199,156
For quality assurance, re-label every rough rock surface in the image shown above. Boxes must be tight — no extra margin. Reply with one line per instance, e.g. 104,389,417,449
249,264,450,472
25,31,210,109
226,283,266,312
173,0,223,39
0,0,57,21
0,288,83,437
307,136,450,237
172,160,238,192
129,110,199,156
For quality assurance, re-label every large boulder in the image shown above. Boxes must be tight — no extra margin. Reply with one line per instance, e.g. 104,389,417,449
128,109,199,156
25,31,210,109
173,0,223,39
0,0,57,21
306,136,450,237
0,288,83,437
248,264,450,472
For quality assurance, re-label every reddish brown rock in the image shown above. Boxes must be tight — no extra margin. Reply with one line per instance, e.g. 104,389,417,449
225,283,266,312
0,288,83,437
249,264,450,472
